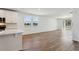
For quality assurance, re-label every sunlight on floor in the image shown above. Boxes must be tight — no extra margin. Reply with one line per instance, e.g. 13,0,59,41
62,29,72,41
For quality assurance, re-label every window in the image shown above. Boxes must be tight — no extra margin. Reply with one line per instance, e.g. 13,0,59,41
24,16,39,26
64,19,72,30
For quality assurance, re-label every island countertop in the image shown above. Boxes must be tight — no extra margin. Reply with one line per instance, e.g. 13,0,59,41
0,29,23,36
0,29,23,51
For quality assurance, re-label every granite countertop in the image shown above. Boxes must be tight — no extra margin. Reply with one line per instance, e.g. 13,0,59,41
0,29,23,35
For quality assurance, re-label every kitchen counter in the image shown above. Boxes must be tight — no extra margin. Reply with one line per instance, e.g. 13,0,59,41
0,29,23,36
0,29,23,51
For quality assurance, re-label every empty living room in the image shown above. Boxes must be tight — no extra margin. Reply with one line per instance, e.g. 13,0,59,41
0,8,79,51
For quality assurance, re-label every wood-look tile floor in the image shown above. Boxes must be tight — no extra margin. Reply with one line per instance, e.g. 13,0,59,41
22,29,79,51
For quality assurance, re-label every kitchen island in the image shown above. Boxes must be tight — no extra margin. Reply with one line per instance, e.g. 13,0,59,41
0,29,23,51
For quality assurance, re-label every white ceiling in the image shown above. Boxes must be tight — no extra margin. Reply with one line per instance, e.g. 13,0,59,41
14,8,73,17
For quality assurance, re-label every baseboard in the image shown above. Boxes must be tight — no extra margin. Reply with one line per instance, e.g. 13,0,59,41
22,29,61,36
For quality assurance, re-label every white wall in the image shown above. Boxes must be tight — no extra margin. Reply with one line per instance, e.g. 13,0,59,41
18,13,58,35
57,18,64,30
72,9,79,41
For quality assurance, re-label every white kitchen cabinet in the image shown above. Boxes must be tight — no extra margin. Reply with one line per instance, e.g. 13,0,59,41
0,10,18,23
5,10,18,23
0,10,5,17
7,33,22,51
0,33,22,51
